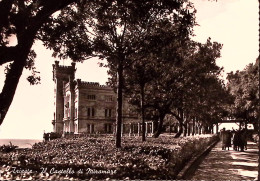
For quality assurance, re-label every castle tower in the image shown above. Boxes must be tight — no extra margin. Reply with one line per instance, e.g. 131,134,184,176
52,61,76,133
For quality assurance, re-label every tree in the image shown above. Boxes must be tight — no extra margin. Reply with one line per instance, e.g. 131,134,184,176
123,15,194,140
93,0,195,147
124,58,156,141
124,37,225,138
0,0,86,126
150,38,224,138
125,37,189,138
177,39,228,136
0,0,216,144
41,0,196,147
227,58,259,181
227,59,259,130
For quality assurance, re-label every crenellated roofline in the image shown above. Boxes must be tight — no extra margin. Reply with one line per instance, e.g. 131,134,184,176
75,79,111,90
52,61,76,81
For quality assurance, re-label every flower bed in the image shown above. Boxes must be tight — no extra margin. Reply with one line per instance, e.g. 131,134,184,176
0,134,218,180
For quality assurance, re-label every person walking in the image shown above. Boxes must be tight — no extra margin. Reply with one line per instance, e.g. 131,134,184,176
233,130,240,151
220,128,232,150
225,130,232,150
240,128,247,151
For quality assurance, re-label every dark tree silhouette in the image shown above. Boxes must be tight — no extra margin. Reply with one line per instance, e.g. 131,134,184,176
0,0,84,126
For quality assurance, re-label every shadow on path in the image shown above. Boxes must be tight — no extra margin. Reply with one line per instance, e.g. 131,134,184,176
191,141,258,180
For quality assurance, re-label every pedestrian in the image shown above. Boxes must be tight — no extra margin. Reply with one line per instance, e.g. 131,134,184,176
220,128,231,150
225,130,232,150
231,127,236,145
233,130,240,151
233,129,247,151
240,128,247,151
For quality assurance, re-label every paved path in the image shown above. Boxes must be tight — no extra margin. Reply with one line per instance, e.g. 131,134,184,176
191,141,258,180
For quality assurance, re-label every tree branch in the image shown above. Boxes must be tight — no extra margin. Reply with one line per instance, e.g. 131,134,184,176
0,0,80,125
0,46,17,65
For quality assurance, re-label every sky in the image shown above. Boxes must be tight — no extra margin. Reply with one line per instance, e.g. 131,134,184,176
0,0,258,139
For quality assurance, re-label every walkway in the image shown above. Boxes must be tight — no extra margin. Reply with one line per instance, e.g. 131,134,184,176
191,141,258,180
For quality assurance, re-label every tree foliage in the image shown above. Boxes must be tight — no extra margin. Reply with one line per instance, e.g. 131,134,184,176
227,58,259,129
0,0,83,125
0,0,228,144
40,0,196,147
124,37,228,137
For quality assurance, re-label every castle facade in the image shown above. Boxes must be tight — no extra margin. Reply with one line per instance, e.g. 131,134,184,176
52,61,154,135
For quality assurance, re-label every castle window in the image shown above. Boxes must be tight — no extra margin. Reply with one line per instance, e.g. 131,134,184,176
87,108,91,117
105,95,113,102
87,95,96,100
92,124,94,133
92,108,95,117
87,107,95,117
104,124,113,133
105,109,112,117
87,124,95,133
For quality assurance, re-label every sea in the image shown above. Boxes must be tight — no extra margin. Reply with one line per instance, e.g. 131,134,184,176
0,139,43,148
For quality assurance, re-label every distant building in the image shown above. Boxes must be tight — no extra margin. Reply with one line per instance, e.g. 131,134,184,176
52,61,153,135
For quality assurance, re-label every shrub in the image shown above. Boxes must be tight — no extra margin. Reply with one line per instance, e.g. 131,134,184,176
0,134,218,180
0,143,18,153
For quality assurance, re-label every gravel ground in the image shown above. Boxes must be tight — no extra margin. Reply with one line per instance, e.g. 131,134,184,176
192,141,258,180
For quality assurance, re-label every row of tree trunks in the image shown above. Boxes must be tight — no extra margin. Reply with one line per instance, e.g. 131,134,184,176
174,114,215,138
119,113,214,139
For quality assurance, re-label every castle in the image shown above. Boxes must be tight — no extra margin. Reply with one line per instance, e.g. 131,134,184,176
52,61,154,135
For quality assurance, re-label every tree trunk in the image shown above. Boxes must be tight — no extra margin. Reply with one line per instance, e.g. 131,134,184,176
0,59,25,125
115,61,123,148
140,84,146,141
153,114,165,138
183,122,187,137
192,117,195,136
187,122,191,136
153,119,158,133
174,109,184,138
199,125,202,135
174,123,183,138
0,31,36,125
185,115,191,136
0,0,78,126
203,125,207,134
202,125,206,134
